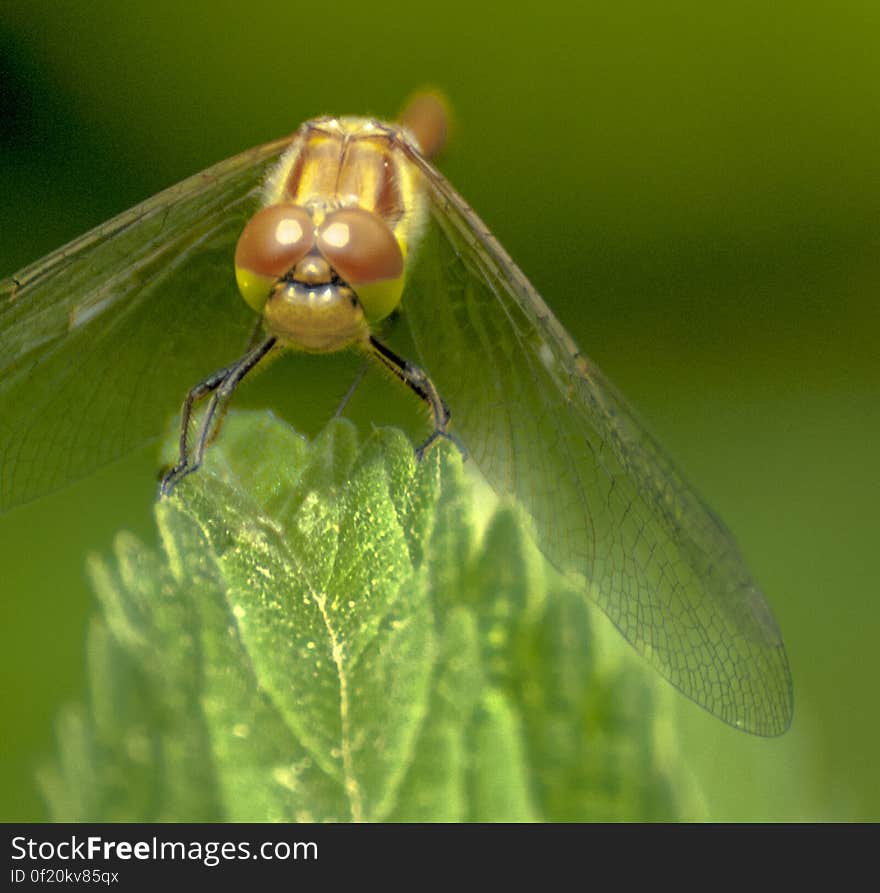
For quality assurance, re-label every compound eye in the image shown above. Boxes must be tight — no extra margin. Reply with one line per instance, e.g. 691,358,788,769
316,208,403,285
235,204,315,311
235,204,315,279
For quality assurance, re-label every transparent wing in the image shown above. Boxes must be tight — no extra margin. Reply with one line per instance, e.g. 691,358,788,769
0,137,290,512
400,151,793,735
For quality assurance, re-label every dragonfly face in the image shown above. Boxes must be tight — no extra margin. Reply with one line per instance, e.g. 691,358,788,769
0,93,793,736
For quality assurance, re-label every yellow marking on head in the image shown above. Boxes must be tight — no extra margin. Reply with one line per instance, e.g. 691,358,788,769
235,267,273,313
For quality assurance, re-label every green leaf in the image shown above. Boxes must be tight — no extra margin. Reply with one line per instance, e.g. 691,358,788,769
41,411,703,821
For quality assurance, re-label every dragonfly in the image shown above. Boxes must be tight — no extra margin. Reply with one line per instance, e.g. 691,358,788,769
0,93,793,736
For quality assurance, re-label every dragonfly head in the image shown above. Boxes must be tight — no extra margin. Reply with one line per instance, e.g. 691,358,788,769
234,203,407,351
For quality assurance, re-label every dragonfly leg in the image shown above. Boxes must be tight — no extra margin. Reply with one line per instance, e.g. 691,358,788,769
332,360,370,419
367,335,467,461
159,336,277,495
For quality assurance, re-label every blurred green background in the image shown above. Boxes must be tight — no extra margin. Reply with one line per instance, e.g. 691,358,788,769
1,0,877,821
